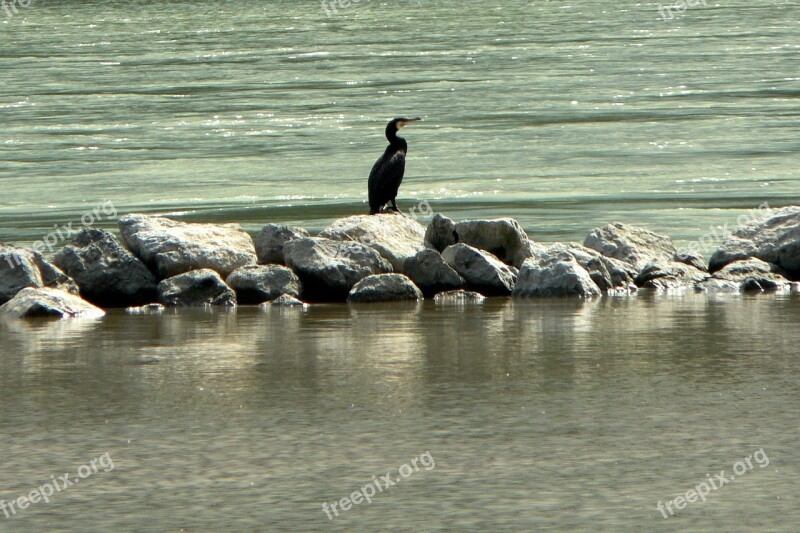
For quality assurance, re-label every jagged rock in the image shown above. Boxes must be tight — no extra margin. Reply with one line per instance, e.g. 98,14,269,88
584,222,678,271
634,260,709,290
401,249,465,297
254,224,309,265
705,258,790,292
433,289,486,305
531,242,637,292
225,264,301,304
513,253,601,298
125,303,166,315
52,228,157,307
0,244,78,304
709,206,800,277
119,214,256,279
425,214,458,252
441,243,517,296
454,218,533,268
283,237,392,301
0,287,105,319
157,269,237,307
347,274,423,303
262,293,308,307
674,251,709,272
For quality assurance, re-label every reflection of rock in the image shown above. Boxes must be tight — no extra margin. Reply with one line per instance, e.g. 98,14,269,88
433,289,486,305
158,269,237,307
0,243,78,304
454,218,533,267
634,260,709,291
401,249,464,297
513,253,601,298
347,274,423,303
442,244,517,296
584,222,678,271
226,264,301,304
254,224,309,265
696,258,790,293
0,287,105,319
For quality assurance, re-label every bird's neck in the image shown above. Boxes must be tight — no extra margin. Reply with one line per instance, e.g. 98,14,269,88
387,131,407,151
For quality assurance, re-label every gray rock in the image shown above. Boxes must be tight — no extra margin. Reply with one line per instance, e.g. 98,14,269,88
0,243,78,304
433,289,486,305
706,258,790,292
673,251,708,272
262,293,308,307
125,303,166,315
584,222,678,271
401,249,465,297
441,243,517,296
531,242,637,292
708,206,800,277
119,214,256,279
53,228,157,307
254,224,309,265
513,253,601,298
319,214,426,271
425,214,458,252
0,287,105,319
157,269,237,307
225,264,301,304
694,279,742,294
283,237,392,301
634,260,709,291
454,218,533,268
347,274,423,303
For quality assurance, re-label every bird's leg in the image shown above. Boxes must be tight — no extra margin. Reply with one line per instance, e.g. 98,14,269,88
389,200,400,212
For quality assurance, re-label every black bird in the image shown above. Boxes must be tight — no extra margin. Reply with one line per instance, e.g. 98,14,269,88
368,117,421,215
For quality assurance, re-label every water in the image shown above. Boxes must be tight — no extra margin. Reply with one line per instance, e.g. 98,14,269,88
2,1,800,531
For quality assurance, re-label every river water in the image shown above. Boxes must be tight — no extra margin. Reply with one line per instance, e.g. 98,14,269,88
1,0,799,531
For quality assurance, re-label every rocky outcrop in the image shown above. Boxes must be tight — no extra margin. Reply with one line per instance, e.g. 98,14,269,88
433,289,486,305
347,273,423,303
52,228,157,307
157,269,237,307
119,214,256,279
319,214,426,271
698,258,790,292
283,237,392,301
513,253,601,298
441,244,517,296
425,214,458,252
708,206,800,278
530,242,637,292
0,244,78,304
225,264,301,304
0,287,105,319
254,224,309,265
634,260,709,291
401,249,465,297
453,218,533,268
584,222,678,271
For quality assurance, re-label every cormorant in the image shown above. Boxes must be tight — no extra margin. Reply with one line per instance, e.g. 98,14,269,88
368,117,421,215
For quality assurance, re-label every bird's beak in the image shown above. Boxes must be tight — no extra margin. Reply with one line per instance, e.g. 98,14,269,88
399,117,422,128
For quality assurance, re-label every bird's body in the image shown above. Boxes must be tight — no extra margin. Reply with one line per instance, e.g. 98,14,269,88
368,117,420,215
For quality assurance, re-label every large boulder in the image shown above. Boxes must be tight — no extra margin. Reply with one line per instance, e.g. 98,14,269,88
119,214,256,279
634,260,709,291
513,253,601,298
52,228,157,307
0,244,78,304
584,222,678,271
0,287,105,319
401,249,465,297
254,224,309,265
453,218,533,268
319,214,426,271
530,242,637,292
441,243,517,296
697,258,790,292
283,237,392,301
708,206,800,278
157,269,237,307
347,274,423,303
425,214,458,252
225,264,301,304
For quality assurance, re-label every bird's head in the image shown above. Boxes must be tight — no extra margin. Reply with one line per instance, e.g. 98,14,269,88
386,117,421,139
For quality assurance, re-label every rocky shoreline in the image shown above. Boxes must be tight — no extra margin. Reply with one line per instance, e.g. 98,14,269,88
1,206,799,318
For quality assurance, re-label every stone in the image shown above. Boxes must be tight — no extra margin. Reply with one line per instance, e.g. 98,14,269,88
433,289,486,305
125,303,166,315
157,269,237,307
425,214,459,252
254,224,309,265
225,264,301,304
262,294,308,307
0,287,105,319
347,273,423,303
584,222,678,271
513,253,601,298
401,249,465,297
706,258,790,292
634,260,709,291
530,242,637,292
0,243,78,304
454,218,533,267
441,243,517,296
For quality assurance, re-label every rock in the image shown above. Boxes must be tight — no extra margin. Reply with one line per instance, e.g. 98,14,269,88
0,287,105,319
425,214,458,252
262,294,308,307
634,260,709,291
706,258,790,292
0,243,78,304
254,224,309,265
347,274,423,303
52,228,157,307
125,303,166,315
119,214,256,279
694,279,742,294
674,251,708,272
708,206,800,277
454,218,533,268
433,289,486,305
157,269,237,307
584,222,678,271
513,253,601,298
441,243,517,296
225,264,301,304
530,242,637,292
319,214,426,271
283,237,392,301
401,249,465,297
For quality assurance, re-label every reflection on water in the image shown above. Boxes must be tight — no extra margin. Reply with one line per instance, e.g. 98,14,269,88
1,293,799,531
